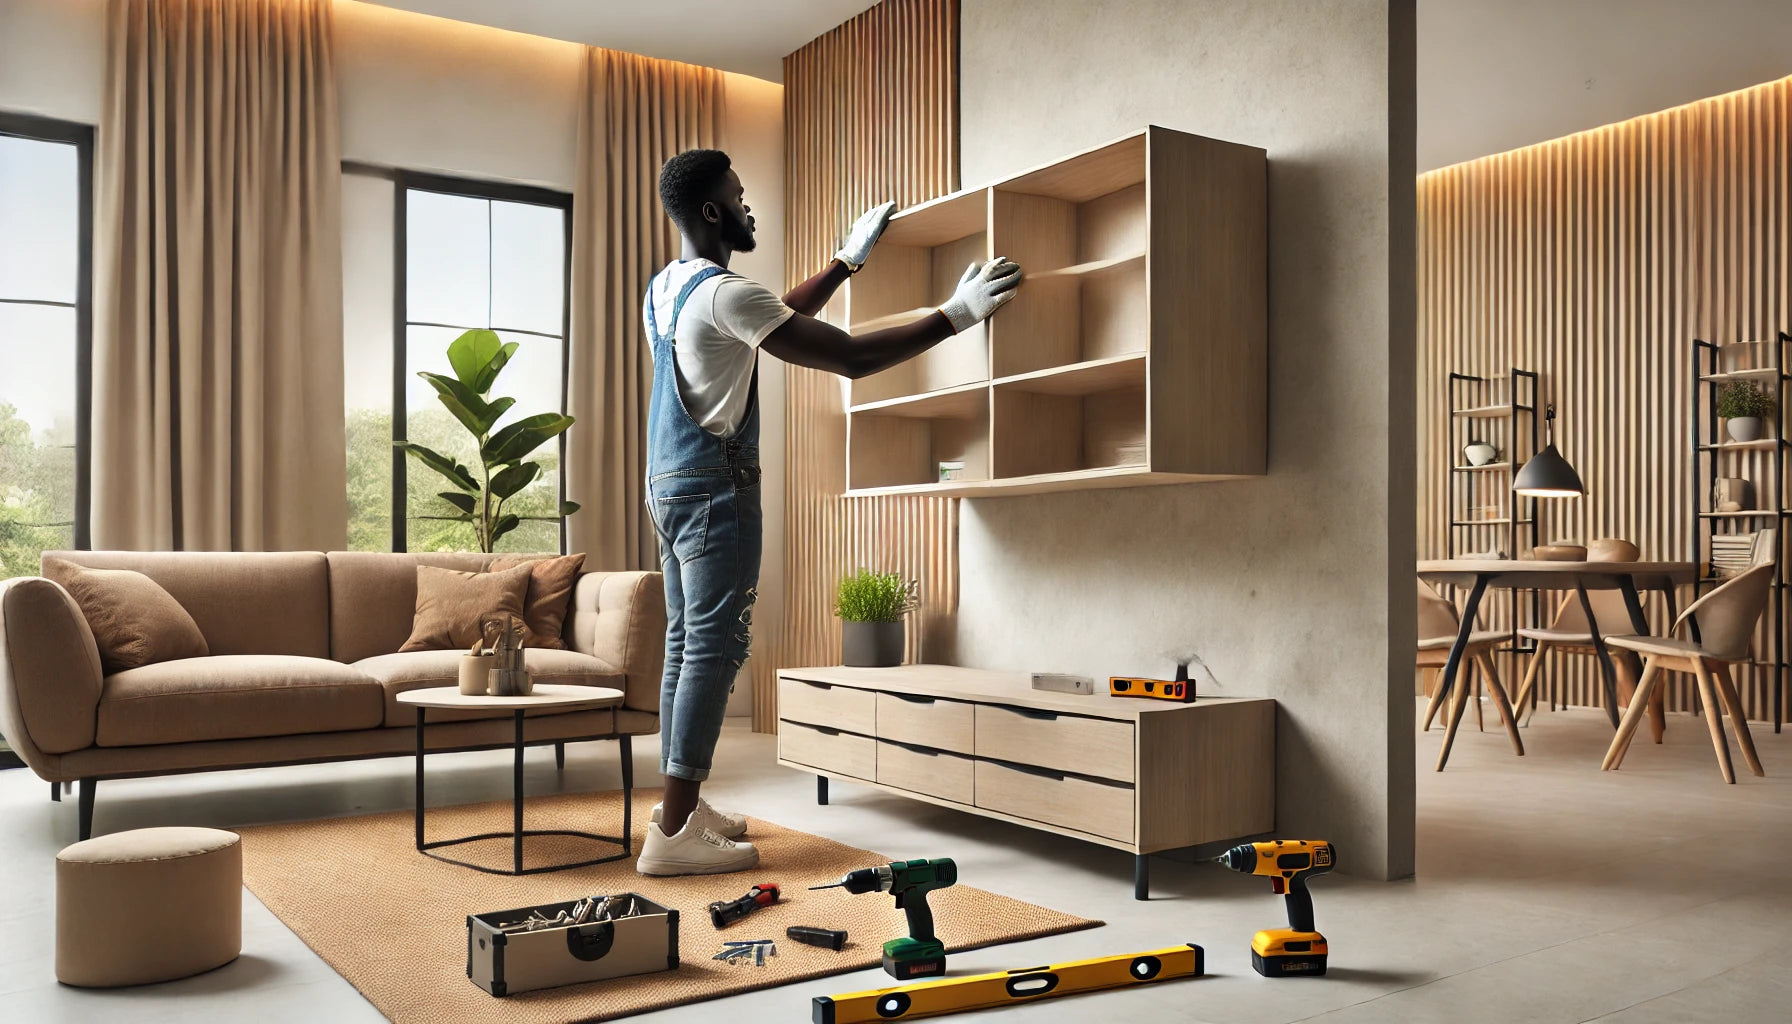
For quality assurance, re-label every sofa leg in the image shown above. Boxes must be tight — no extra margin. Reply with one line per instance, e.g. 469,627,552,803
51,781,61,803
555,741,566,771
77,779,95,840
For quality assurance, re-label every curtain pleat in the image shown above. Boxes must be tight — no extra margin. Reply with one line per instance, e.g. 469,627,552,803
754,0,960,732
93,0,344,551
566,47,726,570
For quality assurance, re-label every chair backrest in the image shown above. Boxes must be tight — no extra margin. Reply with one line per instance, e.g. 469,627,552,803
1545,587,1641,637
1416,578,1462,641
1677,563,1775,661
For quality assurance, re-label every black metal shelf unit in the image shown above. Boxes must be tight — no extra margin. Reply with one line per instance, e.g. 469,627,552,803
1447,369,1542,652
1692,332,1789,732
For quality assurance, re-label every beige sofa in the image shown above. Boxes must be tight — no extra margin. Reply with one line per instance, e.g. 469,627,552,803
0,551,665,839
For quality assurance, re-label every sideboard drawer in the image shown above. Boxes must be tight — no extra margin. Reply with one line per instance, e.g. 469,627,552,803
876,740,975,805
975,760,1135,842
876,692,974,754
778,721,875,781
975,705,1135,782
779,678,877,734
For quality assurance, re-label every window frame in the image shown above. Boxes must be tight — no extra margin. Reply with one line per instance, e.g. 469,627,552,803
0,111,94,552
344,163,574,555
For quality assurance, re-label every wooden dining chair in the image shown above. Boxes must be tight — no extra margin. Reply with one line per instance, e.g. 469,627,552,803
1602,562,1773,783
1513,587,1658,735
1417,579,1523,763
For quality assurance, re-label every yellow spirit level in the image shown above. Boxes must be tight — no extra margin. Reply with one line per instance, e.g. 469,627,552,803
812,943,1204,1023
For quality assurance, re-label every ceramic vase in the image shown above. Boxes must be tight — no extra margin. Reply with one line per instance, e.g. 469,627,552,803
458,654,493,696
1462,442,1497,466
1727,417,1764,442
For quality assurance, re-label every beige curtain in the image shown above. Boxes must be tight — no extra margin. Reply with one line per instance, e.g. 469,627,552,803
93,0,345,552
567,47,726,571
755,0,960,731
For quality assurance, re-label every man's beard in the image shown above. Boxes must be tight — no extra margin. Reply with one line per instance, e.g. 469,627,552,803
723,214,757,253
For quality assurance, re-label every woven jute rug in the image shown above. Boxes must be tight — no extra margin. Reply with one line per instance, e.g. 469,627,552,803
237,788,1099,1022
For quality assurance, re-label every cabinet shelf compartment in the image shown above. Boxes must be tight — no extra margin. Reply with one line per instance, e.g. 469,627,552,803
847,387,989,491
992,379,1146,479
847,188,991,408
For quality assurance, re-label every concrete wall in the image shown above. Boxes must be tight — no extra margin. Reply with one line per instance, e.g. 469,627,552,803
958,0,1416,878
1419,0,1792,171
0,0,784,717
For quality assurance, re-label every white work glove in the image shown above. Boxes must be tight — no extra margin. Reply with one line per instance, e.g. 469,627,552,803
833,201,897,272
938,257,1022,333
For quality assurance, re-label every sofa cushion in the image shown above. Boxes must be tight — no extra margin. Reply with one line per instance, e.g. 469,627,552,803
357,648,626,726
96,656,384,747
43,551,331,658
400,563,534,653
489,553,585,649
43,559,210,674
326,552,494,662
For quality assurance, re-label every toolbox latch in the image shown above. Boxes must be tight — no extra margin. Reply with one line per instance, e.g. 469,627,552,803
566,921,615,961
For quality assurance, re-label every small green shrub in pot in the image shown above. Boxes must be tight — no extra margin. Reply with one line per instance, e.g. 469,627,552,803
1718,381,1777,442
835,569,917,667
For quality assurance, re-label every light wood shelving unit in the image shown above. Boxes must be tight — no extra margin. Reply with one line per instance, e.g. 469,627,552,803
843,125,1267,497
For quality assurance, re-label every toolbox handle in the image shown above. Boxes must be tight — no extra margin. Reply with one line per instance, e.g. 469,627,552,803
565,921,615,962
1006,706,1059,721
891,693,936,704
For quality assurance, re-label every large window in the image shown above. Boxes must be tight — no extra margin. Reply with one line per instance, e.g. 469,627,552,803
343,168,571,554
0,114,91,579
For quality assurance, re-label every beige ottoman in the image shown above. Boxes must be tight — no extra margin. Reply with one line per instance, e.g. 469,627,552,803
56,827,242,987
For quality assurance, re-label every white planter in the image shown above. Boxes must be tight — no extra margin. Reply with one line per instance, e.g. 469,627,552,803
1727,417,1764,442
1462,442,1497,466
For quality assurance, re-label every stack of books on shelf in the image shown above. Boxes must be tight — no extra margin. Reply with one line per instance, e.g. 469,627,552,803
1710,533,1758,577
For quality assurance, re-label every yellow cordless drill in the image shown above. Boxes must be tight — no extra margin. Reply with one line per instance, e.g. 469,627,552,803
1214,840,1335,977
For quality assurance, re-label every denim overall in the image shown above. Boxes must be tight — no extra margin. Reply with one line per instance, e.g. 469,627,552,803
645,264,762,782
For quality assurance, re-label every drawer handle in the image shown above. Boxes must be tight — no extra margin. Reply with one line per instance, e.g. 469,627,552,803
810,725,842,736
892,694,937,705
998,760,1065,781
1005,706,1059,721
889,740,941,756
799,680,833,691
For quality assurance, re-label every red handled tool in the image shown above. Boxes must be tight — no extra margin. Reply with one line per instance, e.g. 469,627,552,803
709,883,780,928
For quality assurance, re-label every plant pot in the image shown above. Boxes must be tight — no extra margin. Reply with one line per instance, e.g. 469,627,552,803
1462,442,1497,466
1727,417,1764,442
458,654,494,696
842,620,905,668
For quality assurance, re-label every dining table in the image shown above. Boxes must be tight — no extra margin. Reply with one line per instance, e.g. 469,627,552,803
1417,559,1702,769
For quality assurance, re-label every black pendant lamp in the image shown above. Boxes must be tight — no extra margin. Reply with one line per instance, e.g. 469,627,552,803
1513,404,1584,498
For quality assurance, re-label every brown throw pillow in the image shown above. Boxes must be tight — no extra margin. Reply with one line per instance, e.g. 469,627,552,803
400,562,533,652
489,552,586,650
42,558,210,674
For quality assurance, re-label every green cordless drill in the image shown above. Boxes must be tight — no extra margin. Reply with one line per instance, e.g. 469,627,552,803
810,858,957,979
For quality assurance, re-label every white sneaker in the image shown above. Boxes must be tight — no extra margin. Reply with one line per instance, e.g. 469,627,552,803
650,797,749,839
636,822,759,876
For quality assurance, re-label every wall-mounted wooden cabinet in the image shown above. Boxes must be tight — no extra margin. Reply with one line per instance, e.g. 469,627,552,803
844,125,1267,497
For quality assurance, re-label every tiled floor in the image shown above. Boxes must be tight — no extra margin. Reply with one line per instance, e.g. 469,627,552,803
2,699,1788,1023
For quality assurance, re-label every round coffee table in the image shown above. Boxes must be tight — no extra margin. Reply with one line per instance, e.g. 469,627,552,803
396,684,628,875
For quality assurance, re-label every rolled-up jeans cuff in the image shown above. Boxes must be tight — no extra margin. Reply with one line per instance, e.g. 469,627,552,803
663,759,711,782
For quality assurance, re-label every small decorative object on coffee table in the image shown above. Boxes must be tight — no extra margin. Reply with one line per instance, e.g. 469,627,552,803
835,569,917,668
396,684,628,875
487,614,533,696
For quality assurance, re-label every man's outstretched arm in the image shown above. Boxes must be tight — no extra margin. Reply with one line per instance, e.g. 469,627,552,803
781,201,896,316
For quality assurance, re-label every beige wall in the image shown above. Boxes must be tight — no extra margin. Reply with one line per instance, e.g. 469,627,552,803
957,0,1416,878
0,0,784,716
1419,0,1792,171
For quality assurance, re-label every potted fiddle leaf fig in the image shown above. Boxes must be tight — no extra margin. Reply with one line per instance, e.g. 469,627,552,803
397,329,579,553
1717,380,1776,442
835,569,918,667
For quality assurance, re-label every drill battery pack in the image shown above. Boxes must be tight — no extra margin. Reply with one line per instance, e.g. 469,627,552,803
882,936,946,980
1108,675,1195,702
1250,928,1328,977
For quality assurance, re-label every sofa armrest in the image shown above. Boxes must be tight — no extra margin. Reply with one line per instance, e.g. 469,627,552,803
566,571,665,714
0,577,104,774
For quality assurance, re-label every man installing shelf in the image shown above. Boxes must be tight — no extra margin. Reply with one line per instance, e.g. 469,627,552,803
635,149,1022,875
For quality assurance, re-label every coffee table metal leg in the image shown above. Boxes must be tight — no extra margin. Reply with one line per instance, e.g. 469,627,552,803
620,734,634,854
414,707,425,850
513,710,526,875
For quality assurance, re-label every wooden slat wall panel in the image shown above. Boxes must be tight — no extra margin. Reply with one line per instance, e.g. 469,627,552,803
753,0,960,732
1419,76,1792,722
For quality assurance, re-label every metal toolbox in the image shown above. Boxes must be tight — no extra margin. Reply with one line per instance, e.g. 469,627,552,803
467,893,678,997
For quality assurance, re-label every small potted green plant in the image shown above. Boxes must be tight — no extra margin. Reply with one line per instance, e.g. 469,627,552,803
1717,380,1777,442
835,569,918,667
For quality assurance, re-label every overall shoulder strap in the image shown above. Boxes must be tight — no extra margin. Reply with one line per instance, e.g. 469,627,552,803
669,266,733,327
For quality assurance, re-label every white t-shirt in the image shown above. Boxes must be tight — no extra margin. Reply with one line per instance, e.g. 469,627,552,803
644,259,795,437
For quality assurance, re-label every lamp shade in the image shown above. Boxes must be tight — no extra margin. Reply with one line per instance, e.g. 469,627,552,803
1513,443,1584,497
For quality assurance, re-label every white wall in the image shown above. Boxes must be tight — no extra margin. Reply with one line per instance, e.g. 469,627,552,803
0,0,785,716
958,0,1417,878
1419,0,1792,170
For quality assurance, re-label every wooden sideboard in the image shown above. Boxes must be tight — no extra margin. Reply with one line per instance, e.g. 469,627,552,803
775,665,1275,899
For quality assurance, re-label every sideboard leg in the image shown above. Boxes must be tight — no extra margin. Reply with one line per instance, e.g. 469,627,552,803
817,775,829,806
51,781,61,803
1134,854,1150,901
